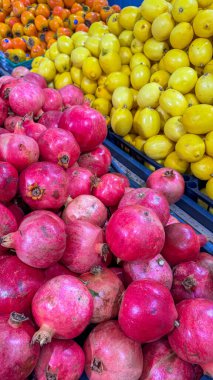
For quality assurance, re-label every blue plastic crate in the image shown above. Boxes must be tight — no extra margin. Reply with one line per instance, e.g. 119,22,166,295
109,0,142,6
0,51,33,75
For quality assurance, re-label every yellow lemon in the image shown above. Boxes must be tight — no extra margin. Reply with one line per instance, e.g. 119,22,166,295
182,104,213,134
143,38,169,61
54,72,72,89
198,188,213,211
131,39,144,54
123,134,136,145
185,93,200,107
168,67,198,94
37,58,56,83
133,19,152,42
98,75,107,86
118,30,134,47
99,33,120,53
88,22,108,37
159,89,188,116
107,13,124,36
191,155,213,180
85,36,101,58
130,65,151,90
81,76,97,94
205,131,213,157
72,31,87,44
151,12,175,42
95,85,111,100
118,6,141,30
82,57,102,81
156,105,170,129
134,107,161,139
164,151,189,173
99,51,121,74
111,108,133,136
150,63,159,74
70,66,83,87
206,177,213,199
84,94,95,106
188,38,212,67
32,56,43,68
71,47,91,68
204,60,213,74
105,72,130,93
119,47,132,65
140,0,169,22
144,135,174,160
130,88,138,109
72,34,88,49
195,73,213,105
134,136,146,151
175,134,205,162
137,82,163,108
130,53,150,70
172,0,198,22
193,10,213,38
164,116,186,142
54,54,70,73
169,22,194,49
49,42,60,61
163,49,190,73
121,65,131,76
30,68,38,74
198,0,213,6
150,70,170,88
112,87,133,110
92,98,111,116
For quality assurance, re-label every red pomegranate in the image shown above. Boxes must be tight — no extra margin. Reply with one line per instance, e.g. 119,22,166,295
0,161,18,203
0,203,18,254
78,144,112,177
92,173,130,207
66,167,94,198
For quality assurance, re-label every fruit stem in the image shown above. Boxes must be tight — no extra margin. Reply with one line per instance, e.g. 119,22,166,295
91,358,103,373
0,232,15,249
90,265,103,275
9,312,29,327
182,275,197,291
95,243,109,262
31,325,54,346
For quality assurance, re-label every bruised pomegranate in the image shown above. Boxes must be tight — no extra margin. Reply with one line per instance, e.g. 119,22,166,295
78,144,112,177
66,167,94,198
0,161,18,202
118,279,178,343
0,203,18,254
84,320,143,380
92,173,129,207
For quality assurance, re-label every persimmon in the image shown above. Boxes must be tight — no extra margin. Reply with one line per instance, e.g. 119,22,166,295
100,6,115,22
92,0,108,12
35,15,49,32
25,35,40,48
0,23,12,37
12,23,24,37
56,26,71,37
26,4,37,15
12,1,26,17
111,4,121,12
76,10,86,17
69,13,84,30
30,43,45,57
47,0,64,9
2,0,12,14
23,22,37,36
5,15,19,28
47,37,56,48
63,0,75,8
85,11,100,24
35,3,50,18
1,37,13,51
71,2,82,13
44,30,56,43
75,22,89,32
0,10,7,22
12,36,27,51
85,0,94,8
21,10,35,25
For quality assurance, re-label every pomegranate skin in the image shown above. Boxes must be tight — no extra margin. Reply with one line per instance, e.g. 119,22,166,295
39,110,62,129
123,254,173,289
118,187,170,226
44,263,77,281
92,173,128,207
22,119,47,141
0,161,18,202
78,144,112,177
80,266,125,323
42,88,63,112
9,81,45,116
4,115,23,131
19,162,69,210
168,299,213,368
35,339,85,380
171,260,213,302
161,223,206,266
0,203,18,254
0,97,8,126
140,338,195,380
32,275,93,343
166,214,179,226
84,320,143,380
67,167,94,198
7,203,25,226
0,256,45,314
118,279,178,344
197,252,213,274
0,312,40,380
106,205,165,261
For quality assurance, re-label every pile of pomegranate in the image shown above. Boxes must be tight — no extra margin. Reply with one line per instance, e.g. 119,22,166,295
0,69,212,380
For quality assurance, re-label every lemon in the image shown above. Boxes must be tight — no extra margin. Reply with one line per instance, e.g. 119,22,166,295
168,67,198,94
205,131,213,157
54,54,70,73
198,0,213,6
143,39,169,61
70,67,83,87
156,105,170,129
130,53,150,70
54,72,72,89
96,85,111,100
137,83,163,108
159,89,188,116
206,177,213,199
134,107,161,139
134,136,146,151
82,57,102,81
172,0,198,22
131,39,144,54
169,22,194,49
130,88,138,109
119,6,141,30
191,155,213,180
175,134,205,162
118,30,134,47
119,47,132,65
81,76,97,94
188,38,212,67
85,36,101,58
121,65,131,76
99,51,121,74
49,42,60,61
150,63,159,74
37,58,56,83
100,33,120,53
73,35,88,49
144,135,174,160
112,87,133,110
195,73,213,105
151,12,175,42
123,134,136,145
140,0,169,22
164,151,189,173
204,60,213,74
88,22,108,37
163,49,190,73
185,93,200,107
130,65,151,90
164,116,186,142
111,108,133,136
98,75,107,86
193,10,213,38
72,31,87,44
31,68,38,73
133,19,152,42
84,94,95,106
150,70,170,88
105,72,130,93
57,36,74,55
182,104,213,134
107,13,124,36
158,58,166,71
44,51,50,59
32,56,43,68
71,47,91,68
92,98,111,116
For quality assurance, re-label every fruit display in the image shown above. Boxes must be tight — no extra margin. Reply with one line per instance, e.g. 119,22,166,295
0,0,120,62
0,72,212,380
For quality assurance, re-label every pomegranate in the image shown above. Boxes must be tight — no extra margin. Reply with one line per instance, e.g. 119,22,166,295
0,127,9,134
59,104,107,152
0,130,39,171
59,84,84,106
197,252,213,274
171,260,213,302
1,210,67,268
8,203,25,226
44,262,77,281
39,110,62,129
78,144,112,177
9,81,45,116
0,161,18,202
22,118,47,141
62,220,109,274
67,167,94,198
19,162,69,210
0,203,18,254
0,255,45,314
146,168,185,204
110,266,125,284
42,88,63,112
38,128,80,168
23,72,47,89
118,187,170,226
80,266,125,323
0,75,16,90
0,312,40,379
0,97,8,126
161,223,207,266
62,195,107,227
123,254,173,289
166,214,179,226
31,275,93,344
0,78,22,105
92,173,129,207
140,338,196,380
84,320,143,380
12,66,29,78
118,279,178,343
4,115,23,131
168,298,213,376
106,205,165,261
115,173,130,187
35,339,85,380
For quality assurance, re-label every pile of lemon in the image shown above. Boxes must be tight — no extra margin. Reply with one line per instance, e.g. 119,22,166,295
31,0,213,200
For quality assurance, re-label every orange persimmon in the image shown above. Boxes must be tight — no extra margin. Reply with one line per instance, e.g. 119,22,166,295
12,22,24,37
75,22,88,32
69,13,84,30
12,36,27,50
63,0,75,8
71,2,82,13
100,6,115,21
5,15,19,28
47,0,64,9
0,23,12,37
85,11,100,24
35,15,49,32
48,15,63,32
92,0,108,12
111,4,121,12
12,1,26,17
21,10,35,25
56,26,71,37
1,37,13,51
23,22,37,36
30,43,45,57
35,3,50,18
44,30,56,42
47,37,56,48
